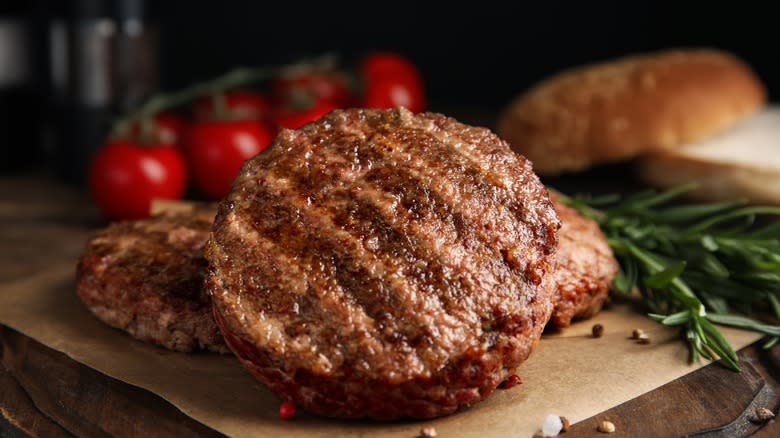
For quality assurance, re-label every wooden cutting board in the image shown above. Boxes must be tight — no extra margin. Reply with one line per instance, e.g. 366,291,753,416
2,326,778,437
1,174,778,437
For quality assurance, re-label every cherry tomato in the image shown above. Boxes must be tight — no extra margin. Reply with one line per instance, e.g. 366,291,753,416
273,99,336,130
194,91,272,121
359,52,425,113
272,71,353,109
184,120,274,199
127,112,186,145
359,52,422,86
88,141,187,220
362,78,425,113
151,112,186,144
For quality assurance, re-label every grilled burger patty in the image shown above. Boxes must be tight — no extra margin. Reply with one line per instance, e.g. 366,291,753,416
76,206,228,353
547,195,618,327
205,108,561,419
74,192,612,358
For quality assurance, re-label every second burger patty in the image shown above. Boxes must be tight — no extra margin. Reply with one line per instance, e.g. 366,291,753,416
76,205,228,353
547,194,618,327
205,108,561,419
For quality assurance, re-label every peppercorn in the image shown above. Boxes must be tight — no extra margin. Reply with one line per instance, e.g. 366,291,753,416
592,324,604,338
501,374,523,389
752,407,775,423
279,401,296,420
598,420,616,433
560,416,570,432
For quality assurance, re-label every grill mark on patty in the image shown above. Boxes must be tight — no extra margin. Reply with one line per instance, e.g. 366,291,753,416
262,142,535,325
373,115,514,192
360,131,542,275
417,115,517,181
209,225,387,375
252,114,557,272
355,169,529,301
237,178,463,375
413,123,552,265
252,135,474,307
398,112,559,250
327,135,549,325
269,123,546,290
308,115,547,272
239,175,536,372
417,113,533,196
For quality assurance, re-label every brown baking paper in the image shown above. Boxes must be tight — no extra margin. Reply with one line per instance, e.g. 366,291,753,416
0,263,762,437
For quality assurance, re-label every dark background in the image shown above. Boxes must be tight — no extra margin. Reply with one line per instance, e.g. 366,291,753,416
2,1,778,178
153,2,780,108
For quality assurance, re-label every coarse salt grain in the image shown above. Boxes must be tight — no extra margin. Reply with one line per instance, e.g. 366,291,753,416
542,414,563,436
420,426,437,437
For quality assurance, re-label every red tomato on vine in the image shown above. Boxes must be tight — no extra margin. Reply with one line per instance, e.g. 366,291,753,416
359,52,425,113
183,120,274,199
88,141,188,220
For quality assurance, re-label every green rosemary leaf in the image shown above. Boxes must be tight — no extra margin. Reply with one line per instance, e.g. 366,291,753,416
656,200,746,223
581,193,621,206
698,253,730,278
659,310,690,326
750,221,780,239
683,273,764,302
695,339,714,361
764,336,779,349
687,206,780,235
562,185,780,371
649,313,667,322
631,183,698,210
688,334,699,363
705,313,780,336
699,317,740,371
700,235,719,251
613,268,632,294
770,294,780,319
742,271,780,284
644,261,686,289
694,318,708,346
701,295,729,314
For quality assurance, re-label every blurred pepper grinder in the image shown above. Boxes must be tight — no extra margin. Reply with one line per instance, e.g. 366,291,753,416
49,0,157,184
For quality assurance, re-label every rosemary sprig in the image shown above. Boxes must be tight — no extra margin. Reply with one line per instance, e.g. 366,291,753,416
559,184,780,371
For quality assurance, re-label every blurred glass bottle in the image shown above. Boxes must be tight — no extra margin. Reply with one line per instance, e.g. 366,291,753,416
116,0,157,113
0,1,39,173
48,0,157,184
49,0,115,184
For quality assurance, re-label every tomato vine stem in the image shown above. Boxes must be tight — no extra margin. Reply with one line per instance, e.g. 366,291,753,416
111,53,338,136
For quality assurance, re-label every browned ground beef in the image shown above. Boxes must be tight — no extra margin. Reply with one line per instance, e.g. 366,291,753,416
77,205,228,353
546,194,618,328
205,108,560,419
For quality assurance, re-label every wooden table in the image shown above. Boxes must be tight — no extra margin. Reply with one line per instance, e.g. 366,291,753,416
1,174,778,437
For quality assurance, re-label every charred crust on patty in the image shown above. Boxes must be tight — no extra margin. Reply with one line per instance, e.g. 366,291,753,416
546,194,618,328
76,205,229,353
205,108,560,419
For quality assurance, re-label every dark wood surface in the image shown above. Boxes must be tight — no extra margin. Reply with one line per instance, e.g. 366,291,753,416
1,174,778,437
